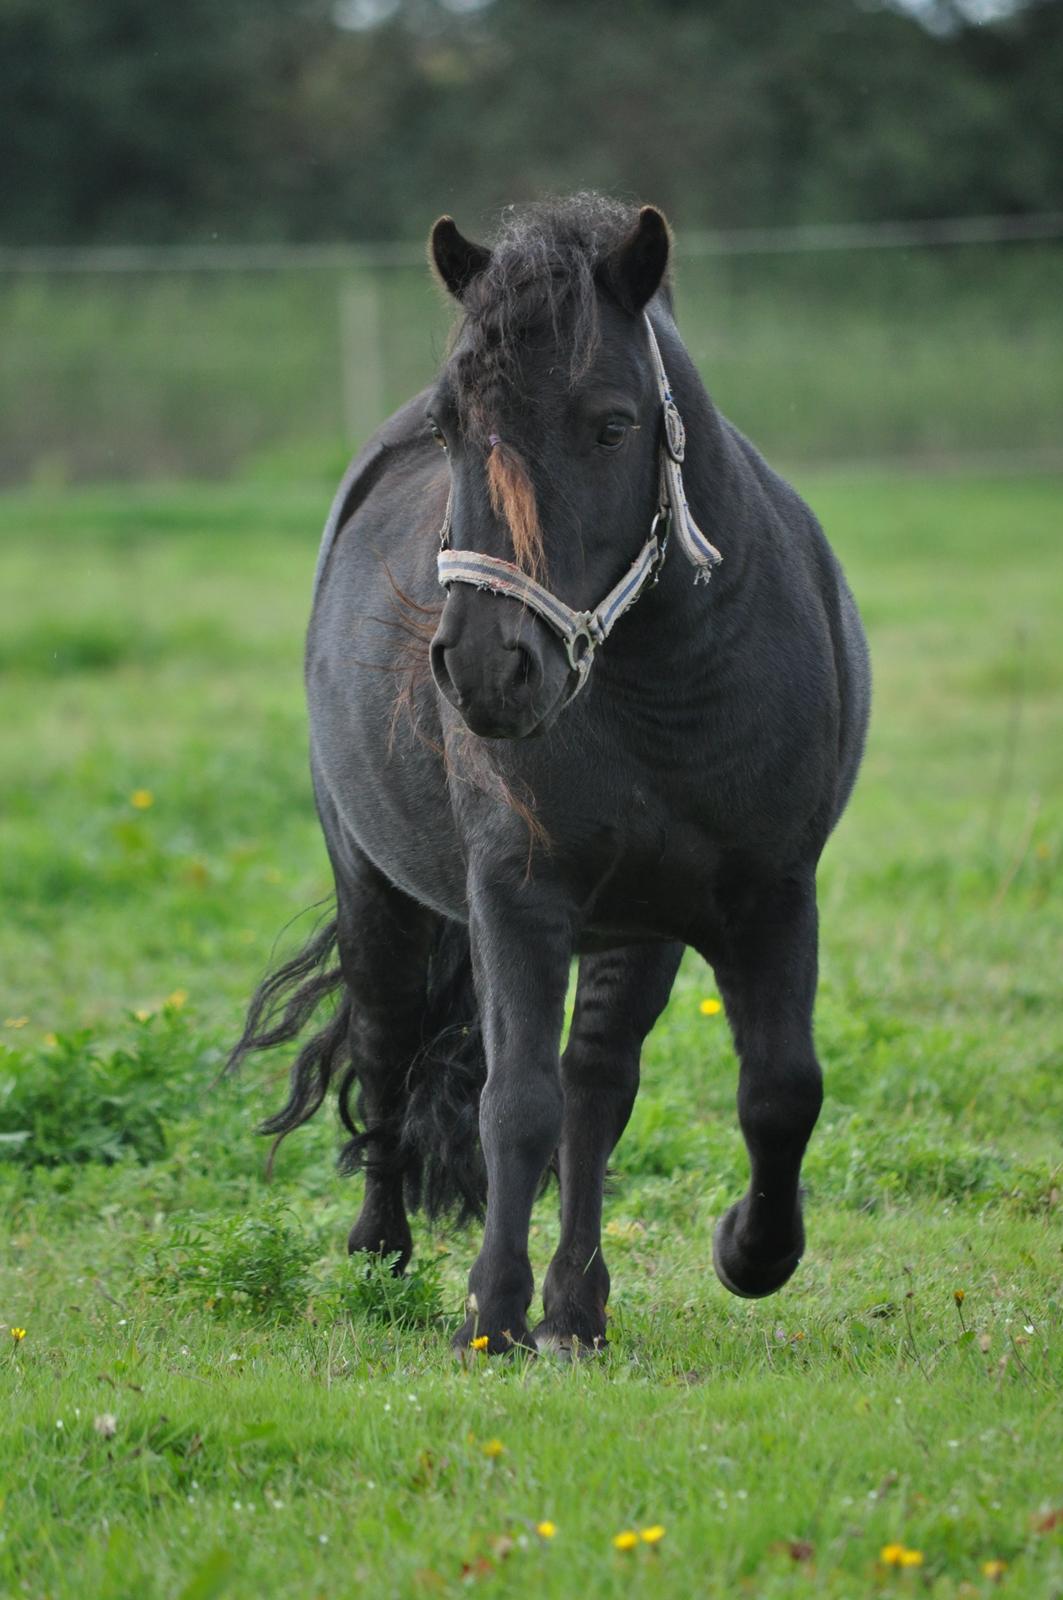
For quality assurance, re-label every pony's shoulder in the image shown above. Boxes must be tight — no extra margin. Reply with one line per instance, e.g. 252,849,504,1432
312,388,434,600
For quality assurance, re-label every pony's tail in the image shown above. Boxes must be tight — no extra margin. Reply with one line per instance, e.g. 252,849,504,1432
226,912,487,1219
395,918,486,1224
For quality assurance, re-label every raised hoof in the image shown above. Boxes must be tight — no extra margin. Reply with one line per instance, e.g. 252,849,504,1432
712,1201,804,1300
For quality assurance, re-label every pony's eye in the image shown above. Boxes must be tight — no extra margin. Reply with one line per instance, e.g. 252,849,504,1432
427,418,448,450
597,419,629,451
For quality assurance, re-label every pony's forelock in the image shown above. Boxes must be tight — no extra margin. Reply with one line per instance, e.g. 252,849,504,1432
450,194,646,578
485,441,544,579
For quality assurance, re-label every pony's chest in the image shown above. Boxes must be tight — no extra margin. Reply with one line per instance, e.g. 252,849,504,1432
525,772,729,944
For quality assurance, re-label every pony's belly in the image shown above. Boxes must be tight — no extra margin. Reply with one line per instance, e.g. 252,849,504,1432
310,706,469,924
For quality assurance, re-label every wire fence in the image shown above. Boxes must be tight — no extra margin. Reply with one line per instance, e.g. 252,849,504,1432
3,215,1062,485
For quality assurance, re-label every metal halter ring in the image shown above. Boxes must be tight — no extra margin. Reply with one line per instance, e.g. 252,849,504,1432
564,624,598,674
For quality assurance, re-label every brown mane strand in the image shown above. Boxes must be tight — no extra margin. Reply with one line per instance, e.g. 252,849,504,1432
485,441,544,579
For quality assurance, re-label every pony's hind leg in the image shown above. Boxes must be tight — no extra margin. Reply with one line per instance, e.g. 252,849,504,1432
707,869,823,1299
333,849,439,1272
534,943,683,1355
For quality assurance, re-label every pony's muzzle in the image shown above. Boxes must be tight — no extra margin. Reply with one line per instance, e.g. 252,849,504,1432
430,591,563,740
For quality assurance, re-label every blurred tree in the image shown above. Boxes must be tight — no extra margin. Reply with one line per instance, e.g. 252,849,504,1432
0,0,1059,242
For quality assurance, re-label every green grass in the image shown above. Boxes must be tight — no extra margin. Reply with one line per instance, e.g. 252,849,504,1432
1,469,1061,1598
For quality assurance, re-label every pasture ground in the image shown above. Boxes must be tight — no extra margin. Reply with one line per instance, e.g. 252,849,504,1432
1,469,1060,1598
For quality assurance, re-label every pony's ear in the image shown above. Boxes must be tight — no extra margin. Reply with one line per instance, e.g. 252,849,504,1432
599,206,672,314
429,216,492,301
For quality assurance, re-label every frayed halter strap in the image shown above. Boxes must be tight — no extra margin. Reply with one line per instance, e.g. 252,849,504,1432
436,313,722,697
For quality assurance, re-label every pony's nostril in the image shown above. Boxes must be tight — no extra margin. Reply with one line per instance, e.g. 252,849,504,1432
429,639,460,704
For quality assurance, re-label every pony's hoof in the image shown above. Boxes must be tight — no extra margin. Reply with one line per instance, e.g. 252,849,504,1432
712,1202,803,1299
347,1217,412,1274
531,1323,607,1361
451,1318,537,1359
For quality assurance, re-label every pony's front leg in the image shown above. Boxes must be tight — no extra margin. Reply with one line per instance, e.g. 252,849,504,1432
707,869,824,1299
535,943,683,1355
455,881,572,1355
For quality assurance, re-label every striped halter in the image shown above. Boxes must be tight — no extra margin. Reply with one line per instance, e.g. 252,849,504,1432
436,314,722,698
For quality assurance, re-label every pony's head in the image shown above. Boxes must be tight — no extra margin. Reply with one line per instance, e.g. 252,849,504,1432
426,197,675,740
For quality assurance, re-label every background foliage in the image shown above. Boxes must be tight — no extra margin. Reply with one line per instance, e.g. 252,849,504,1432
2,0,1062,245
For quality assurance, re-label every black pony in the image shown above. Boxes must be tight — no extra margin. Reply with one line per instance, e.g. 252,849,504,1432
230,195,870,1355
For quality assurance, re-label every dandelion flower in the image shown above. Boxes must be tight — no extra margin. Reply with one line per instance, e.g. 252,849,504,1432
166,989,189,1009
613,1531,638,1552
482,1438,504,1458
134,1008,152,1023
954,1289,966,1304
4,1017,28,1029
640,1525,666,1544
536,1522,556,1539
899,1549,924,1567
10,1327,26,1342
880,1544,906,1566
130,789,154,810
470,1335,489,1351
43,1032,58,1048
699,997,722,1016
982,1559,1007,1580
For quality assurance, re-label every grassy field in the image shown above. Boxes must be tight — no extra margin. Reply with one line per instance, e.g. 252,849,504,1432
1,468,1061,1598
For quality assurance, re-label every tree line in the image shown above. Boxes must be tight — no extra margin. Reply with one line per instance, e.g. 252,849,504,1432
2,0,1061,244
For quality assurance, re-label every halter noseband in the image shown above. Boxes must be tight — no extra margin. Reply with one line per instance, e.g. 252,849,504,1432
436,313,722,698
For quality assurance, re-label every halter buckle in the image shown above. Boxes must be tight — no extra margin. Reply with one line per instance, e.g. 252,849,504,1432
663,398,686,463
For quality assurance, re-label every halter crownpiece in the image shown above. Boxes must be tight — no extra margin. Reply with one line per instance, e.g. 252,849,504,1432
436,313,722,697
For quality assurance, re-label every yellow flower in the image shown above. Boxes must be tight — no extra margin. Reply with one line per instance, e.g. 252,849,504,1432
881,1544,924,1569
613,1531,638,1552
166,988,189,1009
130,788,154,809
640,1525,666,1544
470,1335,489,1351
482,1438,504,1458
10,1327,26,1342
43,1032,58,1048
699,998,722,1016
954,1289,966,1304
536,1521,556,1539
982,1559,1007,1580
4,1017,28,1029
134,1008,152,1023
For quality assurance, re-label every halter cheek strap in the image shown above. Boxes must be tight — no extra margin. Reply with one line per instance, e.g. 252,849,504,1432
642,318,723,578
436,312,722,697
